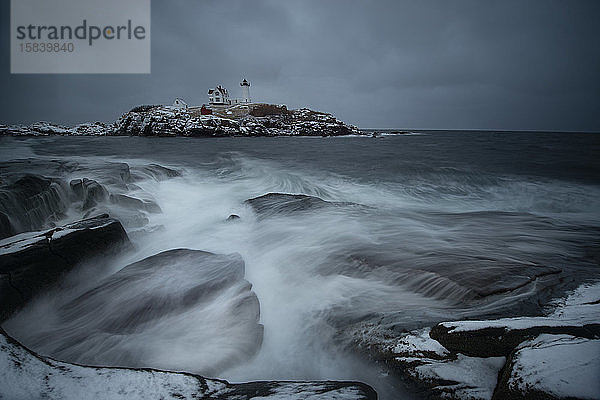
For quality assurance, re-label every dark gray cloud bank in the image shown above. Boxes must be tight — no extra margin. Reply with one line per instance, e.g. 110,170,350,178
1,0,599,130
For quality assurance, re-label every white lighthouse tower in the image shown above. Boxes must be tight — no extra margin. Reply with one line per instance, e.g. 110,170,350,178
240,79,251,103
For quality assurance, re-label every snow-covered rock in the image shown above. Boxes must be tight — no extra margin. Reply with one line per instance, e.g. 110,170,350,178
0,121,110,136
495,334,600,400
1,103,360,137
430,281,600,357
0,328,376,400
406,353,505,400
377,328,505,400
114,105,241,136
340,283,600,400
113,103,361,137
71,122,110,135
239,106,361,136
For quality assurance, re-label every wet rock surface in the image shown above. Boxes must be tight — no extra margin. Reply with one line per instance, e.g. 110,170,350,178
0,174,69,238
0,214,130,321
110,193,162,213
0,160,175,233
245,192,352,219
132,163,182,181
70,178,108,210
6,249,264,376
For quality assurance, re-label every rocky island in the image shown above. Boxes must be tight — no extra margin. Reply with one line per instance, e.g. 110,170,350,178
0,103,361,137
1,80,365,137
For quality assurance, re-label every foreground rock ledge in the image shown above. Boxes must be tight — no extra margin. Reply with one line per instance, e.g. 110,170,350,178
494,333,600,400
429,282,600,358
11,249,264,376
347,282,600,400
0,328,377,400
0,214,130,321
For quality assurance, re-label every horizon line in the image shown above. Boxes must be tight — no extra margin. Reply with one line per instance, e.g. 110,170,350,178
360,128,600,134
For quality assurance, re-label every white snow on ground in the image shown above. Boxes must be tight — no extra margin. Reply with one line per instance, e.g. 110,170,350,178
411,354,505,400
393,328,449,357
508,334,600,400
392,329,504,400
440,281,600,333
3,121,110,136
386,283,600,399
548,281,600,319
0,331,372,400
0,330,219,400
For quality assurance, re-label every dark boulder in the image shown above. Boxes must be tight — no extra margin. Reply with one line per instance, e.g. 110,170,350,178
132,163,182,181
245,193,352,219
0,214,130,321
10,249,264,376
67,162,132,189
430,321,600,358
0,174,69,238
0,211,15,239
109,193,162,213
69,178,109,210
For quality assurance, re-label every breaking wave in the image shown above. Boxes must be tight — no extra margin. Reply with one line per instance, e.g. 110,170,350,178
2,134,599,399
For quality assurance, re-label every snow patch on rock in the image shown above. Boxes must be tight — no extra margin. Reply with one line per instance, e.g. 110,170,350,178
392,328,449,358
440,281,600,333
506,334,600,400
409,354,505,400
0,329,220,400
0,328,376,400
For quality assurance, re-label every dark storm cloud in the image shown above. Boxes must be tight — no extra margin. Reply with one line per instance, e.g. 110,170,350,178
1,0,599,130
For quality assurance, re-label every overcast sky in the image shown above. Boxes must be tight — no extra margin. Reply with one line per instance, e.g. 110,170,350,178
1,0,599,130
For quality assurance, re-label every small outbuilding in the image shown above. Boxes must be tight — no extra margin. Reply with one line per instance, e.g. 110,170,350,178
173,98,188,109
200,105,212,115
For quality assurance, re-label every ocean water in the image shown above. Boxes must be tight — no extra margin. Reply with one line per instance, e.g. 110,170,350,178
1,132,599,399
